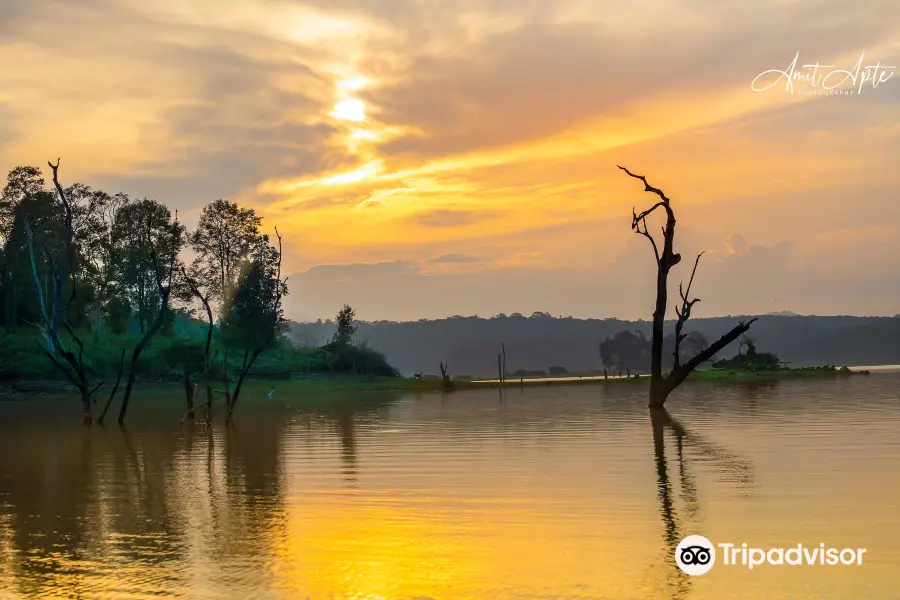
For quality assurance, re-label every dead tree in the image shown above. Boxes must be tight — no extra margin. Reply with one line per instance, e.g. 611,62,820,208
620,166,757,407
180,267,215,425
20,159,101,424
501,342,506,381
439,361,455,391
97,348,126,425
117,213,180,425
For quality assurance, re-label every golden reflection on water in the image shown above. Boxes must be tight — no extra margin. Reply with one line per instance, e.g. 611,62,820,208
0,378,899,599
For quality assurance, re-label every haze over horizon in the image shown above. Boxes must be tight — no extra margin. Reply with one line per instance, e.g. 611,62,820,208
3,0,899,322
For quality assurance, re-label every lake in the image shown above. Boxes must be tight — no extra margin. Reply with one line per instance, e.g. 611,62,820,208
0,376,898,599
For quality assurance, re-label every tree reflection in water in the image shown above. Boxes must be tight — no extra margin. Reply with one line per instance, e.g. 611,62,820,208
649,407,754,599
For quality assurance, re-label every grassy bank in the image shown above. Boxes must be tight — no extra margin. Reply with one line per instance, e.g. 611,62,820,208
0,364,870,399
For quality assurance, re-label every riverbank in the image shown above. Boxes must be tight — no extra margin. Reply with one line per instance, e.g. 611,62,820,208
0,365,870,398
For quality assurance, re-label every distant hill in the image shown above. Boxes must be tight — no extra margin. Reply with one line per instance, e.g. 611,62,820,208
288,314,900,377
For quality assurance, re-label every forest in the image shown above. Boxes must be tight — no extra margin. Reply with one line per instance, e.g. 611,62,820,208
0,162,397,424
288,312,900,378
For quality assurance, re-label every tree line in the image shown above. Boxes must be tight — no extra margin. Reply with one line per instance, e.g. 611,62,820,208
0,161,287,425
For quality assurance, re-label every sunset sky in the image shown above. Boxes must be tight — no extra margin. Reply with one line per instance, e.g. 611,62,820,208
2,0,899,321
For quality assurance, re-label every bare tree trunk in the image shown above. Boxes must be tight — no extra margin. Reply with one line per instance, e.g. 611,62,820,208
94,295,101,342
20,159,100,423
227,347,262,424
80,389,92,425
98,348,126,425
184,367,195,421
118,213,179,424
620,166,757,407
180,267,214,426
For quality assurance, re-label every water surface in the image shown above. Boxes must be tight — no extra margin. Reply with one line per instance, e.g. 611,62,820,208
0,376,898,599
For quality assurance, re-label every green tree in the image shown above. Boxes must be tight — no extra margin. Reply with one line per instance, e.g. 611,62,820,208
114,208,184,425
190,199,262,308
218,231,287,422
111,198,184,333
1,166,45,244
78,190,130,339
332,304,357,346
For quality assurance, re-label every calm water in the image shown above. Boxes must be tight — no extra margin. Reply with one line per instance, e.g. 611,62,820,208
0,376,899,599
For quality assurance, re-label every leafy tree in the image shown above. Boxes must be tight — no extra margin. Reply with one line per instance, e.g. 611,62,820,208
713,340,781,372
1,166,45,244
111,199,184,333
114,208,184,425
78,190,130,339
332,304,357,346
599,330,650,374
190,199,262,308
218,230,287,422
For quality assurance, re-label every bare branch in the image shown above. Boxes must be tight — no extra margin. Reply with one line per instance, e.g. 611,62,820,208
681,252,704,305
621,165,757,406
666,318,759,392
632,209,660,263
98,348,126,424
618,165,672,204
62,321,85,364
673,252,705,368
34,337,78,388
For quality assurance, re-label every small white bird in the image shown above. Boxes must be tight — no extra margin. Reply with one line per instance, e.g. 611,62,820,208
267,387,274,399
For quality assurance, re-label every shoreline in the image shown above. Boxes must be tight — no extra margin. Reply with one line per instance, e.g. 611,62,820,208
0,366,871,398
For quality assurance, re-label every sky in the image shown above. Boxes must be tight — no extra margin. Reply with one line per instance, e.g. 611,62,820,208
2,0,899,321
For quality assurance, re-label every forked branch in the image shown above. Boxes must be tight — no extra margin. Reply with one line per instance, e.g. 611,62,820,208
673,252,704,368
619,165,758,407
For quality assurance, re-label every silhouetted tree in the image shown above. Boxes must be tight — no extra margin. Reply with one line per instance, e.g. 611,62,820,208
599,330,650,374
116,209,183,424
439,360,454,391
112,199,181,334
190,199,262,308
332,304,357,346
178,266,216,424
18,160,100,423
219,230,287,423
80,190,129,340
620,165,757,407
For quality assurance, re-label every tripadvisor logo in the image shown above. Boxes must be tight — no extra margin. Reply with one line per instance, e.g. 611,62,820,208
676,535,716,576
675,535,867,576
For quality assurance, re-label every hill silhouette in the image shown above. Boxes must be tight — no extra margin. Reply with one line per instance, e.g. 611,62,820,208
288,314,900,377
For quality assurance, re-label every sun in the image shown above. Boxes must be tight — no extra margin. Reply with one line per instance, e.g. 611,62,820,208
331,98,366,122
